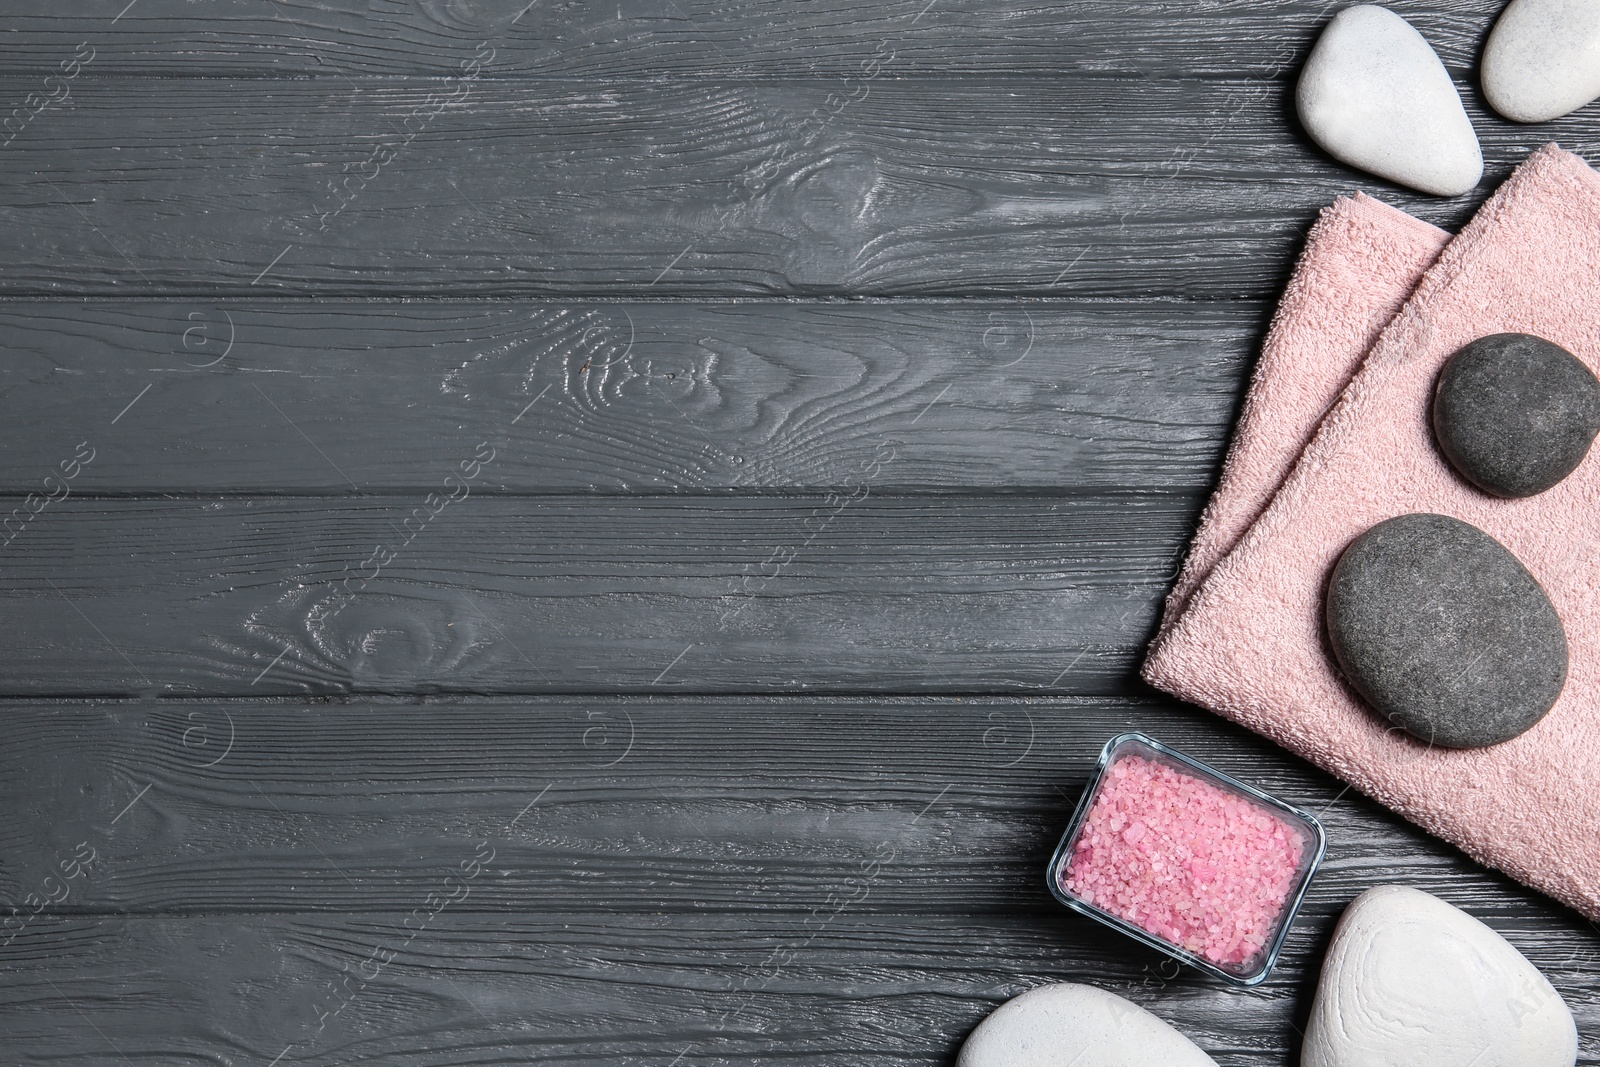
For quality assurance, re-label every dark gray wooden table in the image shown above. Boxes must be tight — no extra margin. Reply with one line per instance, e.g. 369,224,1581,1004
0,1,1594,1063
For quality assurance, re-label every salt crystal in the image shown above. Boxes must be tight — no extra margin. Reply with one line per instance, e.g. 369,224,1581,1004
1059,753,1307,971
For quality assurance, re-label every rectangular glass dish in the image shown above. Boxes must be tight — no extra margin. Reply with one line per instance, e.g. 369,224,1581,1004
1046,732,1327,986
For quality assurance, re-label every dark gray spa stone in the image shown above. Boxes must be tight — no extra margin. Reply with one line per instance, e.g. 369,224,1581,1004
1433,333,1600,498
1326,513,1567,748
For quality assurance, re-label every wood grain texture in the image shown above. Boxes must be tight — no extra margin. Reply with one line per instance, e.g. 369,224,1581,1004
2,697,1594,921
6,0,1599,1061
0,299,1249,494
0,494,1190,697
0,0,1522,77
1,907,1594,1067
4,76,1592,298
2,699,1596,1064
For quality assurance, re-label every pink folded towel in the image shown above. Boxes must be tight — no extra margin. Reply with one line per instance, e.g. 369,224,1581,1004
1155,194,1450,635
1146,145,1600,921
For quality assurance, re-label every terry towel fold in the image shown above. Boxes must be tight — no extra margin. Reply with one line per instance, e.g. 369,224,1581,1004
1155,194,1450,635
1146,145,1600,920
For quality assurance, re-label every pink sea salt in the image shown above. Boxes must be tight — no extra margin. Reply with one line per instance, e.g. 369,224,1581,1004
1060,753,1306,970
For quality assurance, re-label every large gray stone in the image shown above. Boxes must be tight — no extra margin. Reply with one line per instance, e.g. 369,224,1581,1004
1433,333,1600,498
957,984,1219,1067
1483,0,1600,123
1297,5,1482,197
1326,513,1567,748
1303,886,1578,1067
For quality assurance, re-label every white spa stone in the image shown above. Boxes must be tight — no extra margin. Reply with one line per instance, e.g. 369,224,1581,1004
1303,885,1578,1067
1483,0,1600,122
957,983,1219,1067
1297,5,1483,196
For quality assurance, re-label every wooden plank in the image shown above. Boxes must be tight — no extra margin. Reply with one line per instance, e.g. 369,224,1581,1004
0,914,1332,1066
0,494,1193,697
4,907,1596,1067
0,299,1248,494
3,696,1595,920
0,697,1586,919
6,75,1584,298
3,698,1597,1064
0,0,1508,78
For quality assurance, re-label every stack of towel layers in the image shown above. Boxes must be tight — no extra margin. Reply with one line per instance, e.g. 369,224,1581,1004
1145,145,1600,920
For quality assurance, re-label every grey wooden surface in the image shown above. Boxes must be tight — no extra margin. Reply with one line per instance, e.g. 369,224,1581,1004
1,1,1596,1064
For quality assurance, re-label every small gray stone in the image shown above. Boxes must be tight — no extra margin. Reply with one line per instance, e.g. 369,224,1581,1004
1326,513,1567,748
1297,5,1482,197
1433,333,1600,498
1483,0,1600,123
